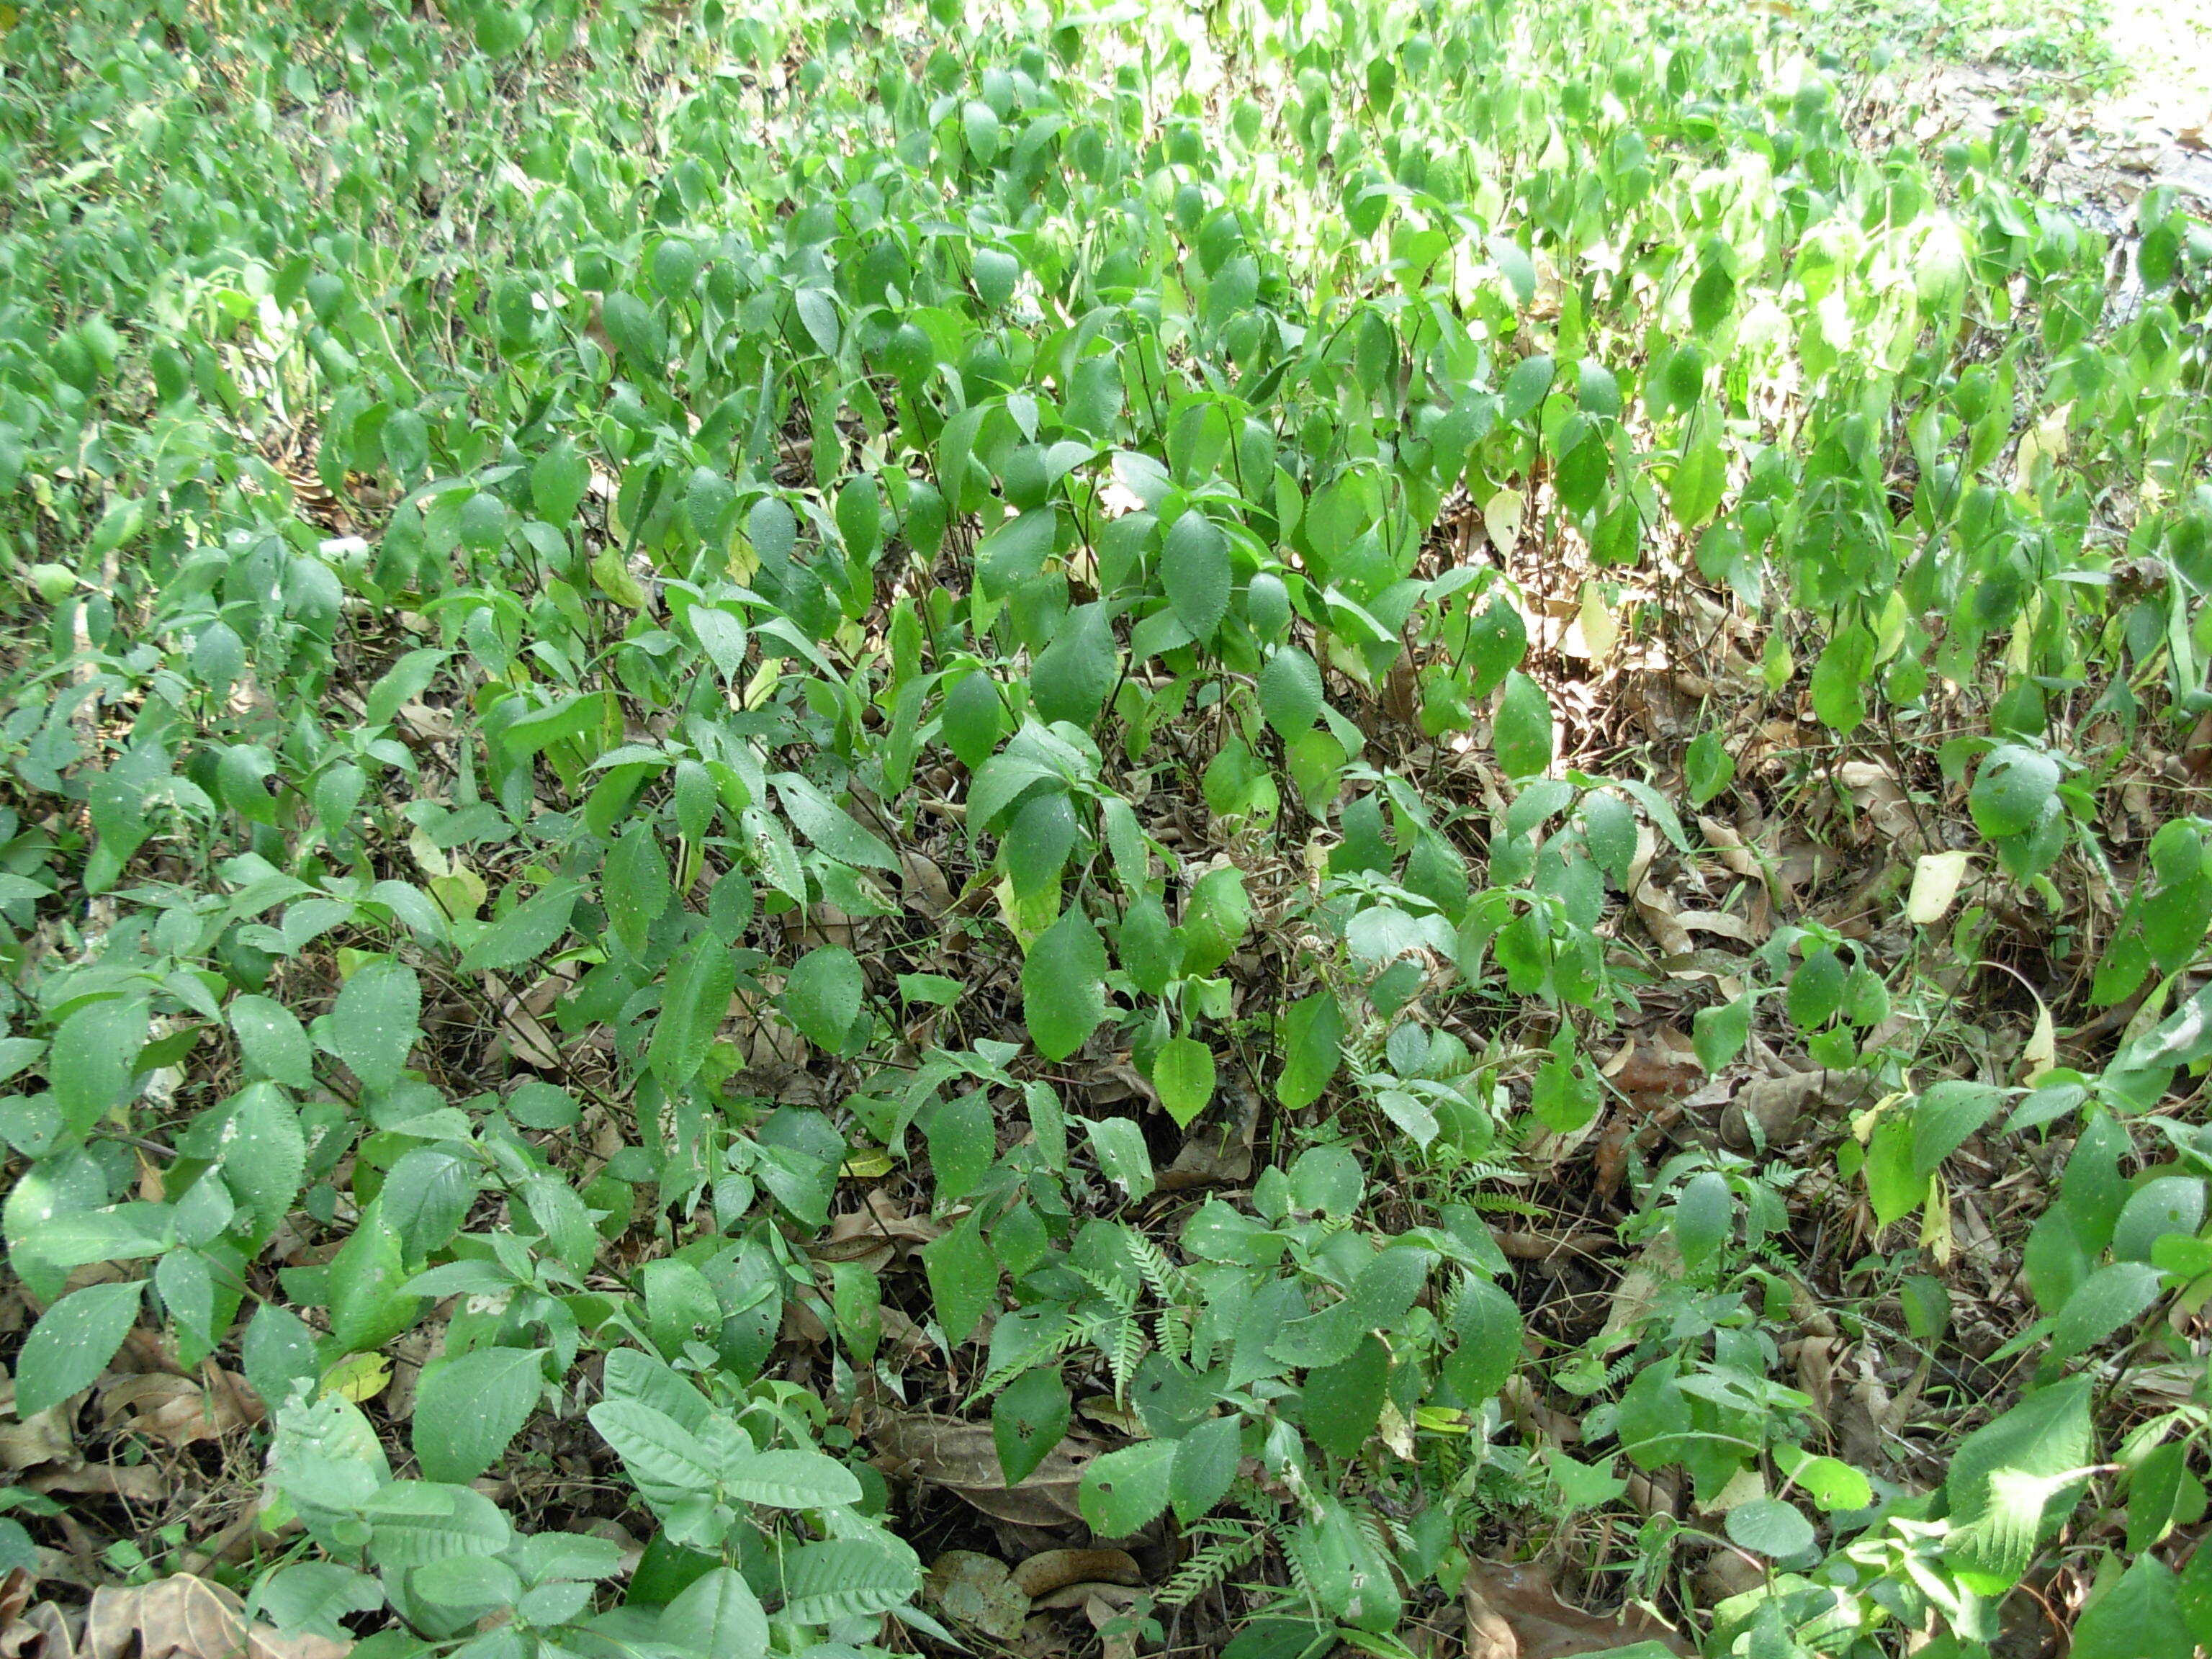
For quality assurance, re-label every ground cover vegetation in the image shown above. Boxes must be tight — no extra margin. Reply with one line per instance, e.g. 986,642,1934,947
0,0,2209,1657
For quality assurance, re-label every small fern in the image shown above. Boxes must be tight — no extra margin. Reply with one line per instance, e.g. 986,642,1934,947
1157,1521,1269,1608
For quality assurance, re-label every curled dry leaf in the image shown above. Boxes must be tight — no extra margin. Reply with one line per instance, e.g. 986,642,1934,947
810,1189,943,1271
1010,1550,1143,1599
0,1382,78,1474
0,1595,71,1659
84,1575,350,1659
1462,1560,1693,1659
867,1411,1101,1528
1719,1069,1874,1153
99,1372,264,1450
1036,1579,1138,1612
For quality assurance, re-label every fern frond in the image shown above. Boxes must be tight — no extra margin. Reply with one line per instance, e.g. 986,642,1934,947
1157,1524,1268,1608
1470,1192,1545,1217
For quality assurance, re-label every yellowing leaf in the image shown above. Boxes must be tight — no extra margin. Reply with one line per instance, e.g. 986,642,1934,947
1906,850,1972,925
325,1351,392,1403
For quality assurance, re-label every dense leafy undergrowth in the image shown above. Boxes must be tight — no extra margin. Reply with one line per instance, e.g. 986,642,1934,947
2,0,2212,1656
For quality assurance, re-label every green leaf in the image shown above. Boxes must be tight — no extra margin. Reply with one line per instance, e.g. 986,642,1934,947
605,822,673,958
1809,624,1874,736
229,995,315,1089
644,1259,724,1357
1971,745,2061,840
1258,647,1325,739
1501,353,1554,421
50,996,148,1138
1032,603,1118,729
242,1303,320,1410
1686,730,1734,806
1943,1374,2095,1591
2049,1261,2163,1362
589,1399,719,1508
650,932,737,1088
1303,1334,1388,1460
223,1082,306,1231
1084,1115,1155,1201
1689,261,1736,338
1179,866,1251,977
927,1089,996,1205
1725,1497,1815,1559
1162,511,1231,643
14,1280,143,1417
1277,991,1344,1109
2074,1554,2193,1659
458,882,580,974
778,1540,920,1624
1118,895,1181,997
1668,430,1725,529
413,1347,544,1483
1152,1038,1216,1128
1022,903,1108,1061
722,1449,863,1509
922,1211,998,1345
1786,947,1845,1030
994,1367,1072,1486
364,1483,512,1570
1080,1439,1177,1537
1911,1080,2004,1178
660,1568,770,1659
1493,670,1553,779
692,607,748,686
1775,1445,1874,1512
1693,994,1753,1074
775,773,900,870
327,1197,419,1354
1444,1277,1521,1403
785,945,863,1052
1172,1414,1241,1524
1672,1171,1732,1271
1580,791,1636,886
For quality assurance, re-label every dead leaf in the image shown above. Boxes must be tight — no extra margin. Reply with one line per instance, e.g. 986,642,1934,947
1157,1086,1259,1192
867,1412,1102,1528
1839,761,1920,848
1011,1550,1143,1599
1461,1560,1693,1658
99,1372,263,1450
1082,1594,1138,1659
1719,1070,1874,1152
0,1589,71,1659
0,1380,77,1473
84,1575,349,1659
925,1552,1030,1642
811,1190,943,1271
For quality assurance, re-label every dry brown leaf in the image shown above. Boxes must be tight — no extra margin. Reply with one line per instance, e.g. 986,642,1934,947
1695,816,1768,888
0,1383,78,1473
925,1552,1030,1642
0,1594,72,1659
1838,761,1920,848
84,1575,349,1659
1462,1560,1693,1658
1719,1070,1873,1152
1158,1086,1259,1192
24,1464,165,1503
1081,1593,1137,1659
1011,1550,1143,1599
868,1412,1102,1528
99,1372,263,1450
811,1190,942,1270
